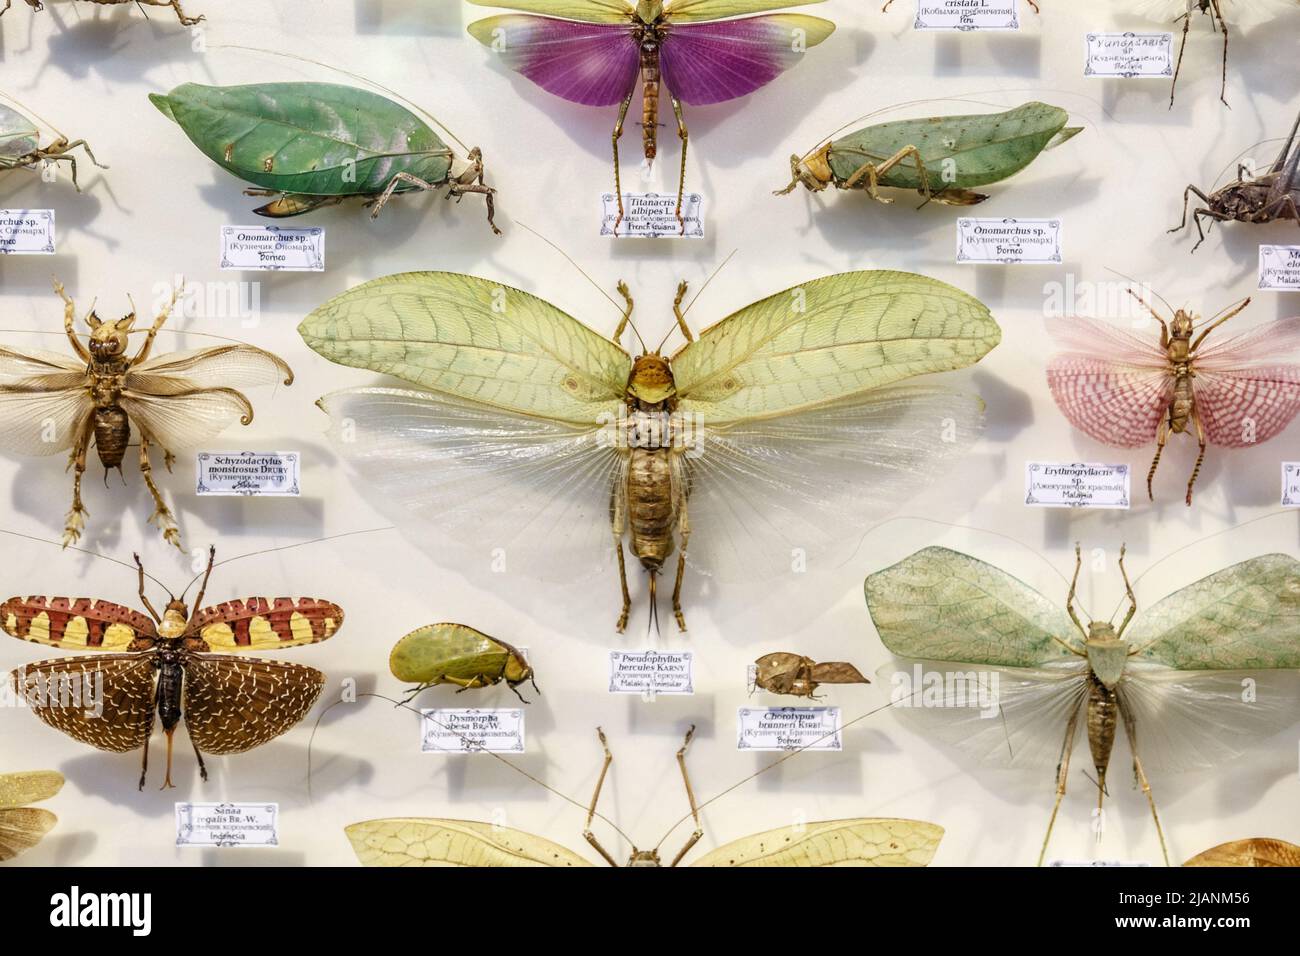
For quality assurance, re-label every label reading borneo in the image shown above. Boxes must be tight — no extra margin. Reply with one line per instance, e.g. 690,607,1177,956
600,192,704,239
176,802,278,847
913,0,1021,31
608,650,694,695
958,217,1062,264
420,708,525,754
196,451,300,497
1084,33,1174,78
1025,462,1130,509
220,224,324,271
736,706,842,752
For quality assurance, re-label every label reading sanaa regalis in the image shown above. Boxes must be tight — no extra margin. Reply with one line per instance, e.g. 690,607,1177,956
196,452,300,496
912,1,1021,31
958,217,1061,264
608,650,694,694
421,708,525,753
1025,462,1130,509
176,802,278,847
1259,246,1300,291
0,209,54,254
600,192,704,239
736,707,841,752
220,224,324,271
1084,33,1173,78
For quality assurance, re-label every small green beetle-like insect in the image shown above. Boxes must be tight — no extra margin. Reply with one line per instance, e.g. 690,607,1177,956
777,101,1081,208
390,623,537,704
149,82,500,233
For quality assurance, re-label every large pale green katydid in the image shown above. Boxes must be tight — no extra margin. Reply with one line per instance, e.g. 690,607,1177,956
298,268,1000,632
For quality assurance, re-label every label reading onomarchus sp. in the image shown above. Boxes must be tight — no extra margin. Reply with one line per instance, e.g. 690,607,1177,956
957,217,1062,264
220,224,324,271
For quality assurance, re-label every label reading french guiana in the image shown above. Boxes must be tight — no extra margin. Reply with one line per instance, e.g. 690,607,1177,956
1259,246,1300,291
420,708,525,753
219,224,324,271
608,650,694,695
195,451,300,497
736,707,841,752
1048,859,1153,868
175,802,278,847
0,209,54,254
912,0,1021,32
600,192,704,239
957,217,1061,265
1025,462,1130,509
1084,33,1173,79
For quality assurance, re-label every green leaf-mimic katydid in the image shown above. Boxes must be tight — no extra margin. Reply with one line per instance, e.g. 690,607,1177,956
389,622,538,703
777,102,1081,207
0,0,204,25
150,82,500,233
0,97,106,191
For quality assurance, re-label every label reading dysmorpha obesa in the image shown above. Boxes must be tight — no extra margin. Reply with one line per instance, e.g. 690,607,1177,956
420,708,525,753
175,802,278,847
736,706,842,752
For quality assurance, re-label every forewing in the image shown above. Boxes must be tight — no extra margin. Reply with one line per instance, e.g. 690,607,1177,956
659,15,834,105
672,271,1000,424
690,818,942,867
181,654,324,755
196,598,343,651
298,272,632,426
119,391,260,452
1046,355,1172,447
1194,316,1300,369
0,346,90,456
0,809,57,862
0,770,63,810
464,0,633,22
1193,367,1300,447
0,596,157,650
1126,554,1300,669
129,344,294,391
0,103,39,158
345,818,592,867
10,655,156,753
467,16,640,106
666,0,827,20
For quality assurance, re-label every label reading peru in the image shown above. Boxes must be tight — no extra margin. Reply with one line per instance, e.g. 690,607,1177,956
737,706,842,752
0,209,54,254
1025,462,1130,509
196,451,300,497
1259,246,1300,291
176,802,278,848
600,192,704,239
608,650,694,695
957,217,1061,265
912,0,1021,31
220,224,324,271
1084,32,1174,78
421,708,525,753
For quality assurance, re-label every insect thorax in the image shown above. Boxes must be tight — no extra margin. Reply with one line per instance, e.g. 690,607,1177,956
603,407,703,454
626,848,662,866
1084,626,1129,690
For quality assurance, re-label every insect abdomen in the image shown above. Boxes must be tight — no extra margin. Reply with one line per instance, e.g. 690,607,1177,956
1085,675,1117,785
93,406,130,468
627,448,675,570
155,658,184,733
640,44,660,161
1170,373,1194,433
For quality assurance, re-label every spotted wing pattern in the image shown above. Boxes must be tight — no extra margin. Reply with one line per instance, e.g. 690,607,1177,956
180,654,325,755
195,597,343,651
10,655,156,753
1,596,157,650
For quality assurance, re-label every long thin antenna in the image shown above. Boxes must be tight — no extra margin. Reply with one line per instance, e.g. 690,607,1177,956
178,527,395,595
0,528,169,591
653,249,737,354
1104,267,1177,317
0,90,67,140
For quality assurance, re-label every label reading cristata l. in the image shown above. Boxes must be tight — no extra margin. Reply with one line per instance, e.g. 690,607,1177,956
912,0,1021,31
600,192,704,239
0,209,54,254
608,650,694,695
736,707,842,752
176,802,278,847
1259,246,1300,291
420,708,525,753
196,452,300,497
957,217,1062,264
1025,462,1130,509
219,224,324,271
1084,33,1174,79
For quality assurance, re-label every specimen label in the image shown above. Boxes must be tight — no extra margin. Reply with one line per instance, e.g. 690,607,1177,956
608,650,694,695
219,224,325,272
1259,246,1300,291
736,706,842,752
196,451,301,497
957,217,1061,264
176,802,279,848
1025,462,1130,509
599,192,704,239
1084,33,1174,78
420,708,525,753
0,210,54,254
911,0,1021,30
1281,464,1300,507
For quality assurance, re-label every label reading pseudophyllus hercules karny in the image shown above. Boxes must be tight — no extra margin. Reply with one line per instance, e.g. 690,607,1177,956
608,650,694,695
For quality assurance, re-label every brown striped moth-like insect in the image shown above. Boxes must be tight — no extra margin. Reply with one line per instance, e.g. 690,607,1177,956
5,546,343,790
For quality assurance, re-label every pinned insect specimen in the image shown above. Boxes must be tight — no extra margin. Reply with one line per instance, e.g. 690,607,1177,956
753,652,868,698
4,547,342,790
0,98,106,192
390,622,537,703
1184,839,1300,867
1,0,204,25
299,269,999,632
150,83,499,232
346,725,943,866
0,279,292,548
1170,109,1299,252
864,544,1300,865
777,102,1080,207
466,0,834,233
0,770,62,862
1046,293,1300,505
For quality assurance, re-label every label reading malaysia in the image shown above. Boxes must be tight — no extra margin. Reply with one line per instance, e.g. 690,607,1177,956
737,706,841,752
196,451,300,497
220,224,324,272
912,1,1021,31
0,209,54,254
176,802,278,847
608,650,694,695
600,192,704,239
1259,245,1300,291
1025,462,1130,509
421,708,525,753
1084,32,1174,79
957,217,1061,265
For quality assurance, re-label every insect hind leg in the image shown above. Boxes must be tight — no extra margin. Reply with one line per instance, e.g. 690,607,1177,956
1038,704,1081,866
1147,418,1171,501
139,430,181,549
63,417,95,548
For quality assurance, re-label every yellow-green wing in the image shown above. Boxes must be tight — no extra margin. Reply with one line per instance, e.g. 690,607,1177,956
0,770,63,809
345,818,592,867
298,272,632,426
864,547,1078,667
1127,554,1300,670
691,818,943,867
464,0,633,22
666,0,828,21
672,271,1000,424
389,622,510,685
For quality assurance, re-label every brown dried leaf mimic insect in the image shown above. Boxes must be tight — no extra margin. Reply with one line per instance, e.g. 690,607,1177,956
753,652,869,699
0,279,292,548
1,0,204,26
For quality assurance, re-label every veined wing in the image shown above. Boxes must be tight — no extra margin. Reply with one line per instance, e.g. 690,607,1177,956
659,15,835,106
0,345,84,380
0,345,90,456
10,656,156,753
1184,839,1300,867
1046,315,1167,366
0,595,157,650
672,271,1000,425
181,654,325,755
0,808,57,862
0,770,63,810
345,818,592,867
1046,354,1172,448
196,598,343,651
667,0,828,20
1126,554,1300,669
681,386,985,580
690,818,942,867
0,103,39,159
298,272,632,427
1195,316,1300,369
1193,366,1300,447
467,16,640,106
465,0,633,22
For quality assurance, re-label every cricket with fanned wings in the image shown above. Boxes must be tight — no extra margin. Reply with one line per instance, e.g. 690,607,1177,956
300,269,1000,632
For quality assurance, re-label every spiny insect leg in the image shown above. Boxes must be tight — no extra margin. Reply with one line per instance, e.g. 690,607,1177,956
582,728,620,867
1037,704,1081,867
62,420,93,547
1147,418,1170,501
139,431,181,548
369,171,436,220
611,90,635,236
669,725,702,866
1120,704,1169,866
672,279,694,343
671,96,688,235
191,737,208,782
1185,413,1207,507
1169,9,1193,109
